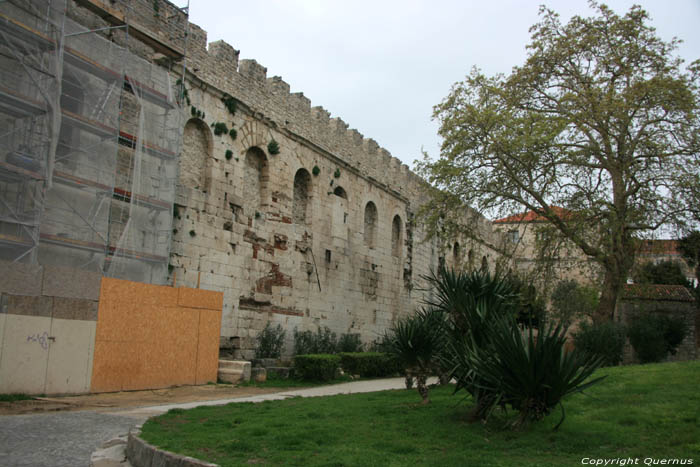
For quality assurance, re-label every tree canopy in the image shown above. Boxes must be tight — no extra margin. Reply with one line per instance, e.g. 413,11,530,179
417,2,700,321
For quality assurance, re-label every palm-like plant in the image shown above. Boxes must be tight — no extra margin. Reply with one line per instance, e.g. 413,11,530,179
386,308,444,404
468,315,605,429
424,266,605,428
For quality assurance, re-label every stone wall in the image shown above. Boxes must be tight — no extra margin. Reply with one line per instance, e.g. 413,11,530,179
68,0,504,358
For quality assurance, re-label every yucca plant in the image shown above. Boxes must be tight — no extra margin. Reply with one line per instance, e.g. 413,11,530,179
469,315,605,429
423,266,604,428
385,308,445,404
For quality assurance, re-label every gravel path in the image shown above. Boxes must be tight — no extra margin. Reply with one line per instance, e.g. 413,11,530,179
0,411,142,467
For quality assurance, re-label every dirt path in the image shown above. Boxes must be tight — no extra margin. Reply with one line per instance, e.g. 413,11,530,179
0,384,292,416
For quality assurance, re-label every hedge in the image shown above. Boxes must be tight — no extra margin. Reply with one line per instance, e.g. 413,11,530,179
294,354,341,381
339,352,401,378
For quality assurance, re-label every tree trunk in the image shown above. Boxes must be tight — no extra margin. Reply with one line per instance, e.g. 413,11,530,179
595,268,622,323
416,373,430,404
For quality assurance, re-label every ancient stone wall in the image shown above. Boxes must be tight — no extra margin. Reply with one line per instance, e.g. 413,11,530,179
68,0,504,358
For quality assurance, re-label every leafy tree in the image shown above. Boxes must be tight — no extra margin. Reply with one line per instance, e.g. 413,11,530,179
633,260,691,287
550,280,599,327
417,3,700,322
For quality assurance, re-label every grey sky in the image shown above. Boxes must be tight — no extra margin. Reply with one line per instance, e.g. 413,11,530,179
185,1,700,168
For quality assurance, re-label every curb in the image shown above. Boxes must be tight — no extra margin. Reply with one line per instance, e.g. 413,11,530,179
126,427,218,467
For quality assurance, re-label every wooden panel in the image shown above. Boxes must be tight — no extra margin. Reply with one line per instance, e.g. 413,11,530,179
196,309,223,384
178,287,224,310
90,278,222,393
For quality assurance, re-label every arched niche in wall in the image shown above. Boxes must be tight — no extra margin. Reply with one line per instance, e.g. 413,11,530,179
364,201,378,248
180,118,212,190
391,214,403,257
244,146,269,209
333,186,347,199
453,242,461,264
293,168,312,224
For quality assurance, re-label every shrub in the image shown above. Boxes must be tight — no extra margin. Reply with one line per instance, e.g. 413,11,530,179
628,313,688,363
572,320,626,366
467,317,605,429
385,308,445,404
293,326,338,355
338,333,363,353
424,266,604,427
550,280,599,326
294,354,340,381
339,352,400,377
267,139,280,155
255,322,286,359
211,122,229,136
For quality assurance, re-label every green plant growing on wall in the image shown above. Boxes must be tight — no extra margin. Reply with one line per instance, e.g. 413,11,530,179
176,78,190,106
312,165,320,176
211,122,228,136
152,0,160,18
221,94,237,116
267,139,280,155
334,168,341,178
189,230,196,237
225,149,233,160
229,127,237,140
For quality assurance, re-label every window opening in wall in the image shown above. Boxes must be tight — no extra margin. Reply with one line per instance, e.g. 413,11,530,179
481,255,488,271
244,146,268,209
468,249,474,265
364,201,377,248
293,168,311,224
333,186,347,199
453,242,460,262
325,249,331,262
391,214,402,257
508,229,520,243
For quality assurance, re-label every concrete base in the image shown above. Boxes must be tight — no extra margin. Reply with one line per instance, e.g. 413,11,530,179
217,359,251,383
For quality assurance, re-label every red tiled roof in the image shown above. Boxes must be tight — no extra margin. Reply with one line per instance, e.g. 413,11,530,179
636,239,680,256
622,284,695,302
493,206,571,224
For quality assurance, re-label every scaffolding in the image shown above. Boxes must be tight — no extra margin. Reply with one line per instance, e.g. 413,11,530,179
0,0,186,284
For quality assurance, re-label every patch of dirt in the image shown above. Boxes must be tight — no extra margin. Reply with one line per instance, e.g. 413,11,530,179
0,384,287,416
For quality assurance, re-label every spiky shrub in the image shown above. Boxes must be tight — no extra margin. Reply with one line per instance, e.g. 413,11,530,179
572,320,626,366
385,308,445,404
255,322,286,359
425,267,605,427
467,316,605,429
424,267,519,417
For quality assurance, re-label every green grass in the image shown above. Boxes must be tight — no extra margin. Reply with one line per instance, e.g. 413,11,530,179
237,374,355,389
141,361,700,466
0,393,33,402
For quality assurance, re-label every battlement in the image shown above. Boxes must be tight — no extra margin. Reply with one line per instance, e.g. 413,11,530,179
71,0,420,200
182,15,415,199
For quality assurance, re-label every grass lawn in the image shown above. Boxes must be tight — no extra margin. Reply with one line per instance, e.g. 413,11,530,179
141,360,700,466
235,374,356,389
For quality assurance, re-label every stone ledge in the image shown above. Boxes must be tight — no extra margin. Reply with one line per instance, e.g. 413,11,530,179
127,429,218,467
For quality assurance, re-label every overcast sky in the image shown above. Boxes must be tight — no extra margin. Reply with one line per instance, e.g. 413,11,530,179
185,1,700,169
